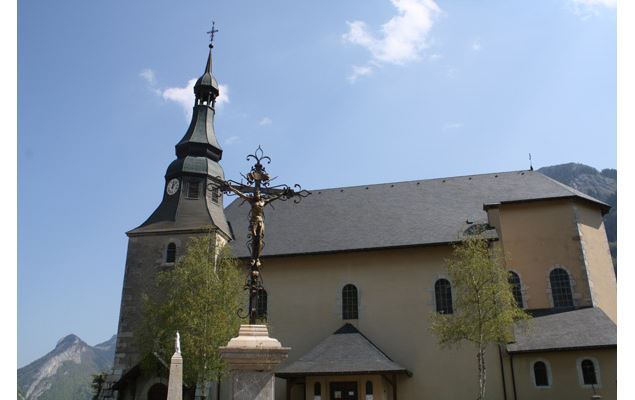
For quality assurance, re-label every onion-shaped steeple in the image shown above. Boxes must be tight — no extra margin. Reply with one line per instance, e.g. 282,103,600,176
194,46,220,105
131,30,230,238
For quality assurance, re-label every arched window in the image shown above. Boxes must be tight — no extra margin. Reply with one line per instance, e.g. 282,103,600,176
147,383,168,400
508,271,523,308
342,284,358,320
314,382,321,396
256,288,267,319
533,361,550,387
166,243,176,263
581,359,598,386
365,381,373,395
550,268,574,309
435,279,453,314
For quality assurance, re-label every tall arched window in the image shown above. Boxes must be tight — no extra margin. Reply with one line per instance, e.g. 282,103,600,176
508,271,523,308
256,288,267,319
166,243,176,263
550,268,574,309
533,361,550,387
365,381,373,395
435,279,453,314
581,359,598,386
342,284,358,320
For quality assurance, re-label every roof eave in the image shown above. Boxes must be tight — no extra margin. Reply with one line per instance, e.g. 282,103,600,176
507,344,616,354
483,195,611,215
276,369,411,379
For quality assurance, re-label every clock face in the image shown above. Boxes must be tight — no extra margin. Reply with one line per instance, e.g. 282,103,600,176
166,178,180,195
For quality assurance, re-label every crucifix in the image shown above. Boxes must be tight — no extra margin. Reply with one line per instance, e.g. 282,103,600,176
207,21,219,48
214,146,310,324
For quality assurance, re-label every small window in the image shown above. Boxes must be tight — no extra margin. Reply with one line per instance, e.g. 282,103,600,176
342,284,358,320
550,268,574,309
435,279,453,314
508,271,523,308
314,382,321,396
533,361,550,387
187,180,200,199
365,381,373,395
210,185,220,204
581,359,598,385
256,288,267,319
166,243,176,263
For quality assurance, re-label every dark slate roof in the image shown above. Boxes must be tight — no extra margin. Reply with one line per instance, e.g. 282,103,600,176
276,324,409,377
506,307,616,353
225,170,609,258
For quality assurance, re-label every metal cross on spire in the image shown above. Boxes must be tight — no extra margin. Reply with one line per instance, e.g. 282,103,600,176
212,146,310,324
207,21,219,48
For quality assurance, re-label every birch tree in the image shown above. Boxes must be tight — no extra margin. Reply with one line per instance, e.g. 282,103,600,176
430,234,529,400
137,233,246,396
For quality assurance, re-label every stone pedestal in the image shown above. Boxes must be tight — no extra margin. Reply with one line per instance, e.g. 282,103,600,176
167,352,183,400
219,325,290,400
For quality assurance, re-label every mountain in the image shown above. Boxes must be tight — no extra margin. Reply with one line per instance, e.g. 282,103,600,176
17,334,116,400
538,163,617,267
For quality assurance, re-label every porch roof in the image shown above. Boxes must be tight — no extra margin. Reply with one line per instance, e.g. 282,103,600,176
276,324,410,378
506,307,616,354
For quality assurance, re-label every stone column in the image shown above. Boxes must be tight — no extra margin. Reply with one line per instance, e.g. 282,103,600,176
219,325,290,400
167,351,183,400
167,332,183,400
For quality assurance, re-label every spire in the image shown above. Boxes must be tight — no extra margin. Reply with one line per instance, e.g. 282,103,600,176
194,22,220,105
174,27,224,162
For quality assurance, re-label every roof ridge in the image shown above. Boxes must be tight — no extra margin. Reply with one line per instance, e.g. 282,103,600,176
291,170,534,193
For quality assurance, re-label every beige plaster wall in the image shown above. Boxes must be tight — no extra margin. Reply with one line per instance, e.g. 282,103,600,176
574,202,617,322
261,246,507,400
509,348,616,400
495,200,593,310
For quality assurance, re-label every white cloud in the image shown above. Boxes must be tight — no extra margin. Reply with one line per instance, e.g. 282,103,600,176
429,53,443,61
348,65,374,83
342,0,441,81
161,78,198,117
139,69,157,85
471,40,482,52
443,122,463,130
567,0,616,18
139,68,161,95
224,135,240,145
160,79,229,119
259,117,272,126
217,84,230,107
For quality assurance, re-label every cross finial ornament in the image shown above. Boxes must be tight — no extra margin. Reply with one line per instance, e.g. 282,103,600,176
207,21,219,48
529,153,534,171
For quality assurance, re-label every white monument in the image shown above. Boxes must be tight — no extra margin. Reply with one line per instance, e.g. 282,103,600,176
167,331,183,400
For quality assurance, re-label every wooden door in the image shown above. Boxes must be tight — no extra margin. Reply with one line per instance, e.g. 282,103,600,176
330,381,358,400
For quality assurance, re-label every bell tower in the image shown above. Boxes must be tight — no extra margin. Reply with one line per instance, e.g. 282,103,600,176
109,39,231,392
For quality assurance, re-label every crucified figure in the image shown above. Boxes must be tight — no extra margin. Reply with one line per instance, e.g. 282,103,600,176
223,186,291,259
216,146,309,324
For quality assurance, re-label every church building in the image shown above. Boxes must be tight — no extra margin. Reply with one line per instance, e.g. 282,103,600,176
106,43,616,400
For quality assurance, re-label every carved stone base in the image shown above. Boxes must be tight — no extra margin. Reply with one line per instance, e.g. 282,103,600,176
220,325,290,400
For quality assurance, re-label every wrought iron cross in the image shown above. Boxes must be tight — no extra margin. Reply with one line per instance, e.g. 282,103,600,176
207,21,219,48
213,146,310,324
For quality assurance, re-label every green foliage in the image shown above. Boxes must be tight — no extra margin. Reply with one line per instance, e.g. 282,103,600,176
137,233,246,387
91,372,106,399
431,235,529,347
430,234,529,399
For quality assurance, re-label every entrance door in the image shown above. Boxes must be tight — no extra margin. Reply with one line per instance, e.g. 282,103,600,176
330,382,358,400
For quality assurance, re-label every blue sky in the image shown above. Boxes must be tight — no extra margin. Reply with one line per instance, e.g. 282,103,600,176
18,0,616,367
